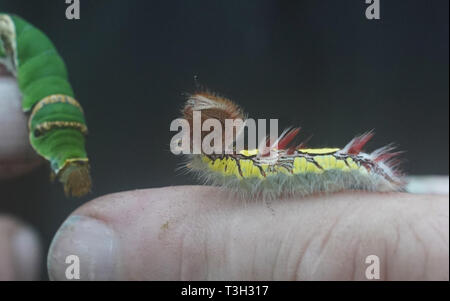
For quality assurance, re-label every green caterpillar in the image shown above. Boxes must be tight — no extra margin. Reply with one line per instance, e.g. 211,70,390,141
0,13,91,197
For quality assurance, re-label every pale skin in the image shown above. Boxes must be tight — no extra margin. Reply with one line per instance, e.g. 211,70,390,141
0,69,448,280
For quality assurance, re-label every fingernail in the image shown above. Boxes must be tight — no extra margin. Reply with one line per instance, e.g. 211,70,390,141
47,215,117,281
12,227,42,281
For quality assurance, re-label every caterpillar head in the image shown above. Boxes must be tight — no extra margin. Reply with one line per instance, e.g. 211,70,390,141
182,91,246,153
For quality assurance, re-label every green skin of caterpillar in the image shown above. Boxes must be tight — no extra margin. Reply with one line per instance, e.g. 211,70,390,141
0,13,89,192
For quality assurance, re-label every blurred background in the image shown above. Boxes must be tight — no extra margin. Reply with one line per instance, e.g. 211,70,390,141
0,0,448,280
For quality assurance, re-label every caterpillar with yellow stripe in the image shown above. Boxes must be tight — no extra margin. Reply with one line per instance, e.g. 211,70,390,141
0,13,90,197
178,91,404,199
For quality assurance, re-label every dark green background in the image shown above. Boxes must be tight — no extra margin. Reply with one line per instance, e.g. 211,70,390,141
1,0,448,280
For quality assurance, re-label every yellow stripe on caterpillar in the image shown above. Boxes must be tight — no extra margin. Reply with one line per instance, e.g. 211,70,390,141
33,121,88,136
239,149,259,157
298,148,340,154
199,152,364,180
29,94,84,119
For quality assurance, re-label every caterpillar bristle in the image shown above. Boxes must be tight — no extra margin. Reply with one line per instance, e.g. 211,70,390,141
342,131,374,155
295,134,313,150
277,128,301,150
374,151,403,163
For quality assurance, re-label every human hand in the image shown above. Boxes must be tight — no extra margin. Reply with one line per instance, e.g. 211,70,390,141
46,184,448,280
1,66,448,281
0,68,42,280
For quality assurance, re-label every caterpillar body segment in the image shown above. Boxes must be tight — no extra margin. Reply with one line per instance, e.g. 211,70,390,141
179,92,405,200
0,13,90,197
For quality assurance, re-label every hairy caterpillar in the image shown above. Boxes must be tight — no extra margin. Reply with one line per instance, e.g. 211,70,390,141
177,91,405,200
0,13,90,197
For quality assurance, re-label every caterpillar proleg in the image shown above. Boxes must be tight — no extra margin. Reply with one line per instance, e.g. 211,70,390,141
0,13,91,197
176,91,405,200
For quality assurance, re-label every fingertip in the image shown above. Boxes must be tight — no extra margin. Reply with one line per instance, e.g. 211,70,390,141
45,187,450,281
12,226,42,281
0,75,41,179
47,215,117,281
0,215,42,281
47,186,225,281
